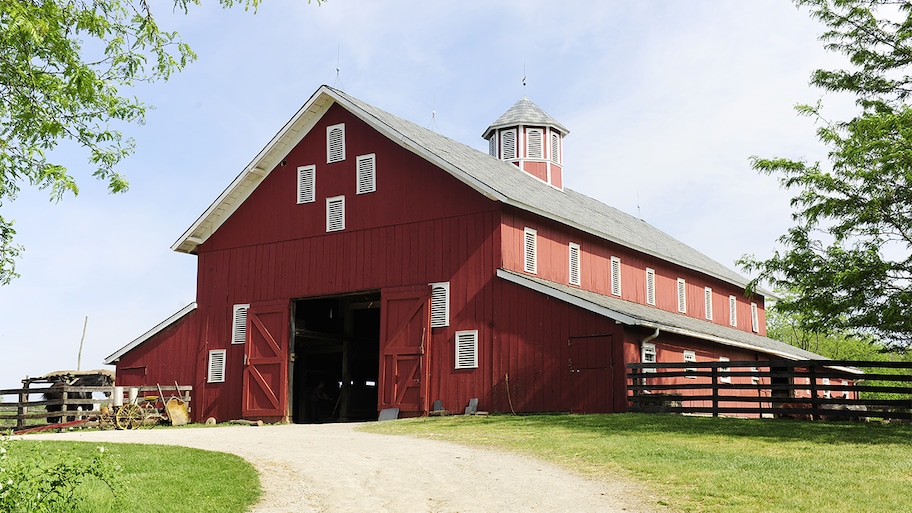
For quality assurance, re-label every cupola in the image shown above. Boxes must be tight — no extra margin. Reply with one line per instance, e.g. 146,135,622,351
482,97,569,190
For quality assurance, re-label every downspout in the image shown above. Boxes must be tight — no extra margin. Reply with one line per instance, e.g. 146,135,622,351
641,327,660,346
633,328,661,407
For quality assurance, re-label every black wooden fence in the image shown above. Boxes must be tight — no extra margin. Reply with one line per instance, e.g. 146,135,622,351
628,360,912,420
1,384,191,431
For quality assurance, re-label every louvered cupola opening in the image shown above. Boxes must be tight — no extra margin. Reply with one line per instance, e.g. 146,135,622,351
483,97,569,190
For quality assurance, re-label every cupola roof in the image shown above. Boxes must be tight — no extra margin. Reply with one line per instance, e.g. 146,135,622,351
482,97,569,139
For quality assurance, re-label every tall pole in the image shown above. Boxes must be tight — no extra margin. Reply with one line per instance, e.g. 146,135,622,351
77,316,88,371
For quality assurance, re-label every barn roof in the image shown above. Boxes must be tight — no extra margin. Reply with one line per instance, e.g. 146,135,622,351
172,85,759,294
481,96,570,139
496,269,860,373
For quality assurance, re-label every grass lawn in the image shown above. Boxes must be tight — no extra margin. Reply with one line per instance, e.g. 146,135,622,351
363,413,912,513
1,439,260,513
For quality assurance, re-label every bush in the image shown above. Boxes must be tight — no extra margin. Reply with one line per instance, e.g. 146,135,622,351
0,434,121,513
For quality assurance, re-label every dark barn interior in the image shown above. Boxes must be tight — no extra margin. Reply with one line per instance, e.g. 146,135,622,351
291,292,381,423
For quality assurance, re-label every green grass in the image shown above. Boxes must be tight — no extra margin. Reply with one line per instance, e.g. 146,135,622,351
363,413,912,512
3,440,261,513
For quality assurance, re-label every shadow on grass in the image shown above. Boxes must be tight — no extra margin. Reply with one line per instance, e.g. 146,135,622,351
451,412,912,446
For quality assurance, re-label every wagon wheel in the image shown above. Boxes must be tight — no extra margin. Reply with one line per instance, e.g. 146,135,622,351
140,402,160,428
115,404,143,430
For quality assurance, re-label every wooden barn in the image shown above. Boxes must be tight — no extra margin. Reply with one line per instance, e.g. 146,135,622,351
104,85,834,423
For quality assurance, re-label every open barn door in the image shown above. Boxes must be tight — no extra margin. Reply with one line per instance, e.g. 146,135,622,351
378,285,431,417
242,300,290,422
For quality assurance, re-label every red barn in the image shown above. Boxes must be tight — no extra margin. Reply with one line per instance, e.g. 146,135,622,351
105,85,831,423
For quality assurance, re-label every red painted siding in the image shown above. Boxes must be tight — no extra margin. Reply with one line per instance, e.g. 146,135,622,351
501,206,766,336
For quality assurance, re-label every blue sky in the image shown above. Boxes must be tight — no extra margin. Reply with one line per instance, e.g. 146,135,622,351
0,1,851,383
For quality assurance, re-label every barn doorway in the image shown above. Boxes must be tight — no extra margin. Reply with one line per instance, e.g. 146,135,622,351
291,292,381,423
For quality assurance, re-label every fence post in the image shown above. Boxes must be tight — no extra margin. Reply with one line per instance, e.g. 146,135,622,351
808,365,818,420
17,378,29,431
711,366,719,418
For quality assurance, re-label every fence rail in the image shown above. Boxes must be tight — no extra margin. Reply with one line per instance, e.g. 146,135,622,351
628,360,912,420
1,384,192,431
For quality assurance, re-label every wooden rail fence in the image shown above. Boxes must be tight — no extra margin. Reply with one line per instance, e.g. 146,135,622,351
628,360,912,420
1,384,192,431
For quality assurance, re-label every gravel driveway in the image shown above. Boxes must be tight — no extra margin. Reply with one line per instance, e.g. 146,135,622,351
35,423,663,512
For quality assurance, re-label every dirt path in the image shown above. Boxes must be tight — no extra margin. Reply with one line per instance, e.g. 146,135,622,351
34,423,663,512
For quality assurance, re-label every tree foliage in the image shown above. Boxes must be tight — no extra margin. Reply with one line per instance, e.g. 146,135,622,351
0,0,326,285
741,0,912,347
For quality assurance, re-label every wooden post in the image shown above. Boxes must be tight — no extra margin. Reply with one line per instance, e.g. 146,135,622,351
17,378,29,431
808,365,818,421
711,366,719,418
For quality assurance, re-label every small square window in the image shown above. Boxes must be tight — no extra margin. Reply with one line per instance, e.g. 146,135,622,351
683,350,696,379
641,342,657,373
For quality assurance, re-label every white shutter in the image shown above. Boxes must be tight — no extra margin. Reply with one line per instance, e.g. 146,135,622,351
641,342,656,373
729,295,738,327
501,130,517,159
645,268,656,306
326,123,345,163
488,135,497,157
207,350,226,383
677,278,686,313
527,128,543,159
704,287,713,321
551,132,560,164
356,154,376,194
296,165,315,204
430,282,450,328
568,243,581,286
751,302,760,333
326,196,345,232
232,304,249,344
683,350,696,378
455,330,478,369
610,256,622,296
719,356,731,384
523,227,537,274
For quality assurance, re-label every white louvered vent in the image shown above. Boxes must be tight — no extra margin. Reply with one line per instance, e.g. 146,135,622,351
455,330,478,369
232,304,249,344
729,295,738,327
645,268,656,306
527,128,543,159
568,243,580,286
430,282,450,328
551,132,560,164
501,130,517,160
208,350,226,383
523,227,537,274
719,356,731,384
326,196,345,232
356,154,376,194
677,278,687,313
641,342,656,374
327,123,345,163
683,350,696,379
751,302,760,333
297,165,315,204
704,287,713,321
610,256,622,296
488,135,497,157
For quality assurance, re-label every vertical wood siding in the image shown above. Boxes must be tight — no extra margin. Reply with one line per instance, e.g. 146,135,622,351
500,206,766,337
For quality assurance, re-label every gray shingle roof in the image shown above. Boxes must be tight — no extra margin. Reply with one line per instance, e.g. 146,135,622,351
482,97,570,139
332,87,755,291
497,268,846,364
